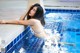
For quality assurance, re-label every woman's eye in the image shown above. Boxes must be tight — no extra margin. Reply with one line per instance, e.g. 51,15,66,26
33,9,36,11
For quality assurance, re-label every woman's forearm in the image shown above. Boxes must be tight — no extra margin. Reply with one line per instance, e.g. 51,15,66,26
1,20,20,25
0,19,36,25
8,20,20,24
0,20,31,26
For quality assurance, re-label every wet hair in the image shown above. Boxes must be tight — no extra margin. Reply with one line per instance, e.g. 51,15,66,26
27,3,45,26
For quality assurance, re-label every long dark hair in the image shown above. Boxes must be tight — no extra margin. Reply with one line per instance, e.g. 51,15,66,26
27,3,45,26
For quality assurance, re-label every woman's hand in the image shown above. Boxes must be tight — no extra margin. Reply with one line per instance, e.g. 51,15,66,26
0,20,6,24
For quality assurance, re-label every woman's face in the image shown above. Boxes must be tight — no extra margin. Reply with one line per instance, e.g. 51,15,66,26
29,6,37,17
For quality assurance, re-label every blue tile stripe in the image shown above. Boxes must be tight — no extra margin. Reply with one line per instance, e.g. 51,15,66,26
5,26,31,53
45,9,80,13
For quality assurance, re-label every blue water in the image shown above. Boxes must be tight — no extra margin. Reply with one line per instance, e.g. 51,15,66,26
44,9,80,53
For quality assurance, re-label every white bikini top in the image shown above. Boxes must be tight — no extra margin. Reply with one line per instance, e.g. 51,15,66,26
30,28,43,35
33,30,43,35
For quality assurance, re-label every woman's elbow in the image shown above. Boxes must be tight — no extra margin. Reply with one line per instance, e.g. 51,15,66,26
17,20,28,25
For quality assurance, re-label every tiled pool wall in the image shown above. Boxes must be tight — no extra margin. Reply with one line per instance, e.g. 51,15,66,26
5,26,43,53
5,26,31,53
4,9,80,53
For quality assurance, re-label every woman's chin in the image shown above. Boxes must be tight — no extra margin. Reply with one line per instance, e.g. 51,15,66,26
29,14,34,17
29,14,31,16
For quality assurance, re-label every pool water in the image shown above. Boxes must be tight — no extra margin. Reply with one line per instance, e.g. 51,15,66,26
43,9,80,53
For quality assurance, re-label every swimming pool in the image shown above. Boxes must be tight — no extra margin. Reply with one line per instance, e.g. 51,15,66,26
2,9,80,53
44,9,80,53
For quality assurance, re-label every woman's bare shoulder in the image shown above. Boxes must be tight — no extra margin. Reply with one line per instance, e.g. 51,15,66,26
29,19,40,23
26,19,40,26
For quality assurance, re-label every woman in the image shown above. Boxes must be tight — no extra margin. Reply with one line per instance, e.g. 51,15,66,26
0,3,51,40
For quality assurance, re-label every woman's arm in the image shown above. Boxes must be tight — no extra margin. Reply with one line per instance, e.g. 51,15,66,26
0,19,34,26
